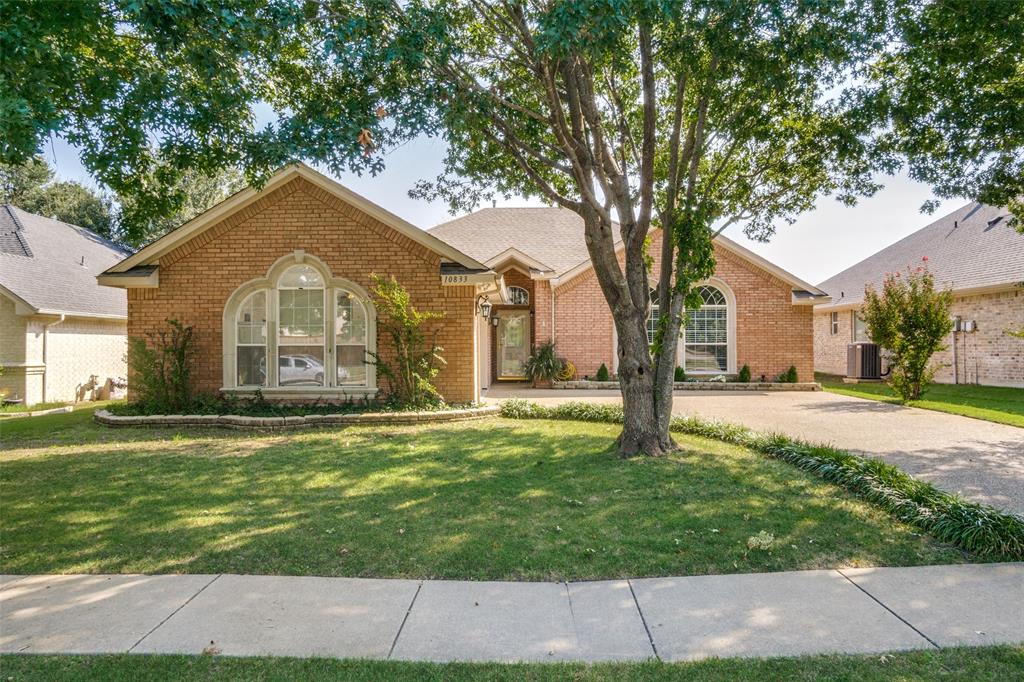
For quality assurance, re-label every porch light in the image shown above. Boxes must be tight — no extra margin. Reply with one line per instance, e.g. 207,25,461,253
479,300,493,318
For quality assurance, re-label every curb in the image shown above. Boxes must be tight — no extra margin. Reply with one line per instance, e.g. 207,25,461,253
93,405,501,430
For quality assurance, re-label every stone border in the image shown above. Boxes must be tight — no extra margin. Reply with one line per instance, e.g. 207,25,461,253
553,380,821,391
94,405,500,430
0,405,75,419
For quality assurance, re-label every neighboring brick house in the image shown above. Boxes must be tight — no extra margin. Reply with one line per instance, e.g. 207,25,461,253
1,206,128,406
814,203,1024,388
431,208,828,387
99,164,500,404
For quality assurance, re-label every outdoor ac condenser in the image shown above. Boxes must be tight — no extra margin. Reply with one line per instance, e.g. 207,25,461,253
847,343,881,379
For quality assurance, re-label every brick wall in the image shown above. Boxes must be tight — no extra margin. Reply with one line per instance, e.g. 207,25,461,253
551,231,815,382
813,286,1023,387
127,177,477,403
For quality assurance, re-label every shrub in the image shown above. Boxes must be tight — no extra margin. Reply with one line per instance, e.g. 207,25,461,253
366,274,445,406
498,399,1024,560
738,364,751,383
128,318,195,412
674,366,685,382
523,342,564,386
779,365,798,383
862,259,953,401
596,363,610,382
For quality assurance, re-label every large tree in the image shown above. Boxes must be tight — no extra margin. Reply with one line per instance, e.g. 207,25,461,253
4,1,1021,454
871,0,1024,229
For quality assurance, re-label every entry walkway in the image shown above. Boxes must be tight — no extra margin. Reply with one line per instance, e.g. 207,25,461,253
484,387,1024,515
2,564,1021,662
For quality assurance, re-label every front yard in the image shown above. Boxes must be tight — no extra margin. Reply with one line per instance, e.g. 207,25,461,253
0,408,969,579
817,373,1024,427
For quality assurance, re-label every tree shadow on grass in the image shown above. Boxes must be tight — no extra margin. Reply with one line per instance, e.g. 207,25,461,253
0,420,969,580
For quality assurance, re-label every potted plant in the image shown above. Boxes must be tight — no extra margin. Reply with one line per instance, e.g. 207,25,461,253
524,342,563,388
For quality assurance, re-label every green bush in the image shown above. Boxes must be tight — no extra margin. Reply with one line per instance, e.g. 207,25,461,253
367,274,445,406
779,365,798,383
674,366,685,382
498,398,1024,560
596,362,610,382
523,342,563,386
862,261,953,401
738,364,751,383
128,318,195,412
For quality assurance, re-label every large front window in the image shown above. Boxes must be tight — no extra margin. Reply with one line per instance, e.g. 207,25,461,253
226,256,375,392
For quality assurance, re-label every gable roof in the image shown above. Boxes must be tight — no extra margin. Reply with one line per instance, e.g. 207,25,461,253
0,205,128,318
816,203,1023,310
102,163,489,278
430,206,827,298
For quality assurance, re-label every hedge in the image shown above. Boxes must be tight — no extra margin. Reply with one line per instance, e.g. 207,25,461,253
499,399,1024,560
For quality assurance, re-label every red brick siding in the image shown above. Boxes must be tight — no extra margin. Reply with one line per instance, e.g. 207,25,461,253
551,230,815,382
127,177,477,402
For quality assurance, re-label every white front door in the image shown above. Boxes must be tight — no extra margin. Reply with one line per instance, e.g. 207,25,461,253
497,312,530,379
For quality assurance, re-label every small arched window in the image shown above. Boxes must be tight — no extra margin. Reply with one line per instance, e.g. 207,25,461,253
235,291,267,386
683,285,729,372
508,286,529,306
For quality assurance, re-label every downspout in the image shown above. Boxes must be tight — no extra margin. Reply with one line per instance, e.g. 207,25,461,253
550,285,556,346
41,314,65,403
951,329,958,385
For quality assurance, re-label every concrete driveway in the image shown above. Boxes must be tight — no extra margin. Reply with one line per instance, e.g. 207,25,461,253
484,387,1024,515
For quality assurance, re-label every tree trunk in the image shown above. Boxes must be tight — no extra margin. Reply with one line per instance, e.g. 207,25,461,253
613,306,671,458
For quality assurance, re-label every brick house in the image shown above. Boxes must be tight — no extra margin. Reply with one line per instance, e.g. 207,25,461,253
814,203,1024,388
1,206,128,406
100,163,828,404
431,207,828,388
99,164,501,404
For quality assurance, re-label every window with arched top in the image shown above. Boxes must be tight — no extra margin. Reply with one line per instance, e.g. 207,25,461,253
645,282,734,373
224,253,376,393
683,285,729,372
507,285,529,306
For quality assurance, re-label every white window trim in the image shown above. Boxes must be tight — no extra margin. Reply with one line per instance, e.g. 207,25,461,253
221,251,378,397
644,277,736,375
678,278,736,375
830,311,840,335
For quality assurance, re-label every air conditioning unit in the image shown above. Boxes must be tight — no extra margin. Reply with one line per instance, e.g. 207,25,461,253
847,343,881,379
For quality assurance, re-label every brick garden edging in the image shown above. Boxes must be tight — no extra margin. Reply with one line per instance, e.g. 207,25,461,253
94,405,500,430
552,380,821,391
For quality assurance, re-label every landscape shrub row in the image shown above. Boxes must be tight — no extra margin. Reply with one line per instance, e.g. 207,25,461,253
499,399,1024,560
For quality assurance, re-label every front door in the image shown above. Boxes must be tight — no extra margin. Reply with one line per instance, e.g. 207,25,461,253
497,311,530,379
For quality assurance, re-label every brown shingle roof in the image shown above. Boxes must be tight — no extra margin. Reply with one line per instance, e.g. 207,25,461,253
429,207,620,276
816,203,1024,309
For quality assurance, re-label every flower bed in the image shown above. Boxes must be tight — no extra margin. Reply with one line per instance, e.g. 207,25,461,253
553,380,820,391
94,404,499,430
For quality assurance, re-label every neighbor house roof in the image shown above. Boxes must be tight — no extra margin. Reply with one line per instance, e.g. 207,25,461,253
816,203,1023,311
102,163,490,283
430,206,828,299
0,205,128,319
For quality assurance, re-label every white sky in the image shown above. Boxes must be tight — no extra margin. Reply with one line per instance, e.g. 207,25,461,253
46,134,962,286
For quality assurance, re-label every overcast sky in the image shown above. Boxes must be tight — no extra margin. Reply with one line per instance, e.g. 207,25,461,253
46,134,962,286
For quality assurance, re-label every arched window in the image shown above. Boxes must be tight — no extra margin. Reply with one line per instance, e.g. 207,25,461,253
277,265,327,386
224,254,376,394
683,285,729,372
235,291,267,386
646,287,660,345
508,286,529,306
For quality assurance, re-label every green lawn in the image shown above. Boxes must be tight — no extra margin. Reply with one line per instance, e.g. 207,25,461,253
2,646,1022,681
0,408,968,579
817,374,1024,428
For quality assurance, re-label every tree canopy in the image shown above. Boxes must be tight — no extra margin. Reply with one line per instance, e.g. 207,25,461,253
0,156,113,235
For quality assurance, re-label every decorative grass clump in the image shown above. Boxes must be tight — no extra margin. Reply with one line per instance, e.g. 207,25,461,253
499,399,1024,560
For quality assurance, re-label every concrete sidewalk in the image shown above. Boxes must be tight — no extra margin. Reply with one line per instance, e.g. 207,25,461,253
2,564,1021,662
